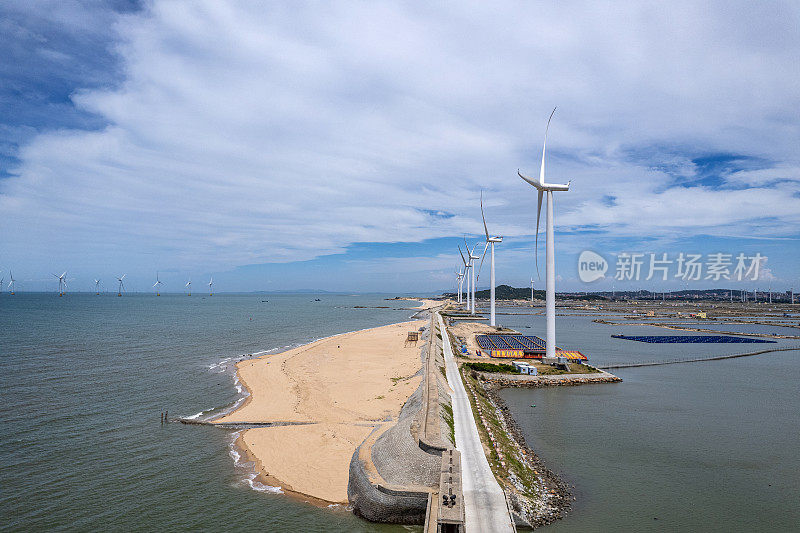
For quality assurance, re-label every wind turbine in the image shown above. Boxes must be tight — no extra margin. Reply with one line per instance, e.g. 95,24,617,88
94,279,101,295
467,240,481,315
116,275,126,296
9,271,16,295
208,277,213,296
455,268,464,304
0,272,3,295
185,277,192,296
153,272,163,296
531,279,535,302
54,272,67,297
475,191,503,326
458,245,470,310
518,107,571,360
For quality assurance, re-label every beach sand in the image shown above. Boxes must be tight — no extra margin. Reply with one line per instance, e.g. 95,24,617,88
216,320,426,503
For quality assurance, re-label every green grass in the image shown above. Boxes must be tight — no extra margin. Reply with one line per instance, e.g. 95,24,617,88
463,361,517,373
461,367,541,502
441,402,455,446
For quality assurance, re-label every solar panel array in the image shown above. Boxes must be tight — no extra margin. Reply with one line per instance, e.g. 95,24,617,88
476,334,547,352
611,335,776,344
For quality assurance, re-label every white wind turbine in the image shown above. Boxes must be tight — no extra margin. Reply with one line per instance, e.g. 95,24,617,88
185,277,192,296
153,272,163,296
458,245,470,310
54,272,67,297
475,191,503,326
455,267,465,304
208,276,213,296
116,275,126,296
466,239,481,315
94,279,101,295
518,107,571,360
9,271,16,295
531,279,535,302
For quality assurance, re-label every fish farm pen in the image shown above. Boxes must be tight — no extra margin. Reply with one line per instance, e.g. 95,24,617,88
611,335,776,344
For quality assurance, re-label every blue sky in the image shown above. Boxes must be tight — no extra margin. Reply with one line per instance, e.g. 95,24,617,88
1,1,798,293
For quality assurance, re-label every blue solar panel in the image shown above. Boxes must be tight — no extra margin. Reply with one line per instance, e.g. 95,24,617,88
476,334,549,351
611,335,775,344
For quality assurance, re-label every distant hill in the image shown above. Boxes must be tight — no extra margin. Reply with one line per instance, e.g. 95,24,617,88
440,285,786,302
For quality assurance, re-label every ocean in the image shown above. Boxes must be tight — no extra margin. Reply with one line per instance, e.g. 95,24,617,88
0,293,422,532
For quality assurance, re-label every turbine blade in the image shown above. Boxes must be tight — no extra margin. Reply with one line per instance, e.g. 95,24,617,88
153,281,159,287
476,241,490,282
540,106,556,183
480,191,490,240
458,244,467,266
518,170,544,190
535,190,543,280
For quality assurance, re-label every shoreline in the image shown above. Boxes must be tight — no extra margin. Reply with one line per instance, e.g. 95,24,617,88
210,315,429,504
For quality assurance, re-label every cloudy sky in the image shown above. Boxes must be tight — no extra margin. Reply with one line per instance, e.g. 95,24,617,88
1,1,798,293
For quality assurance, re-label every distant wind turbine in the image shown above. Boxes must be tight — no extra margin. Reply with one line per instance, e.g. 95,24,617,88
94,279,101,295
153,272,163,296
466,239,481,315
54,272,67,297
9,271,16,295
475,191,503,326
455,267,464,304
531,279,534,302
458,245,469,310
208,277,213,296
518,107,571,360
116,274,126,296
185,277,192,296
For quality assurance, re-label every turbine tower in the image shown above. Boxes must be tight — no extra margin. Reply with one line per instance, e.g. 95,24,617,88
94,279,101,295
54,272,67,297
185,278,192,296
8,271,15,295
0,272,4,295
530,279,534,302
476,191,503,326
466,239,481,315
208,277,213,296
455,268,464,304
116,275,125,296
153,272,163,296
518,107,571,360
458,245,470,310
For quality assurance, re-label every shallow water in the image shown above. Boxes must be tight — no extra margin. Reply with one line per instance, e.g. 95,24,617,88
0,293,422,532
495,307,800,532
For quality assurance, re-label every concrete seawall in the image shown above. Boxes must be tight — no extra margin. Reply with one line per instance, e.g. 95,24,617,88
347,310,455,525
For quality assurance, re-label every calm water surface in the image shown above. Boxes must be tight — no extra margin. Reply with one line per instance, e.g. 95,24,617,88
1,293,423,532
495,307,800,532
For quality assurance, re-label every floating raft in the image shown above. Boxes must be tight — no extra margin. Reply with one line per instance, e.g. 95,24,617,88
611,335,776,344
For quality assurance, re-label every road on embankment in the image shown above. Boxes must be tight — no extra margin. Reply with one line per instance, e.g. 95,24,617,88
438,313,514,533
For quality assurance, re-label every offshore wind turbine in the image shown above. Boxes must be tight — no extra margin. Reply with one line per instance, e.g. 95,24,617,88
185,278,192,296
476,191,503,326
54,272,67,297
94,279,101,295
116,275,126,296
208,277,213,296
531,279,534,302
518,107,571,360
8,271,15,295
153,272,163,296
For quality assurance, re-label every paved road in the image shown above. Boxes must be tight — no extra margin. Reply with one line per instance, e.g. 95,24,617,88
438,314,514,533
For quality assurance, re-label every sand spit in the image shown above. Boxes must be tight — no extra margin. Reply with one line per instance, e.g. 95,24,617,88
215,320,426,503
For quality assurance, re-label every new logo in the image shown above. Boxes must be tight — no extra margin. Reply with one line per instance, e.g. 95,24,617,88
578,250,608,282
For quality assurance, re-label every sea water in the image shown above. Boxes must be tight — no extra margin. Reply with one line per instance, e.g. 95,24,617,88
493,307,800,532
0,293,422,532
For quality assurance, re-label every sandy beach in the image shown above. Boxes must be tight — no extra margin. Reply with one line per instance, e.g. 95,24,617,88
216,320,427,503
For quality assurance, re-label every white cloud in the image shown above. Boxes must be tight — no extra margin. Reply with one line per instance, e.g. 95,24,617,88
1,1,799,281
